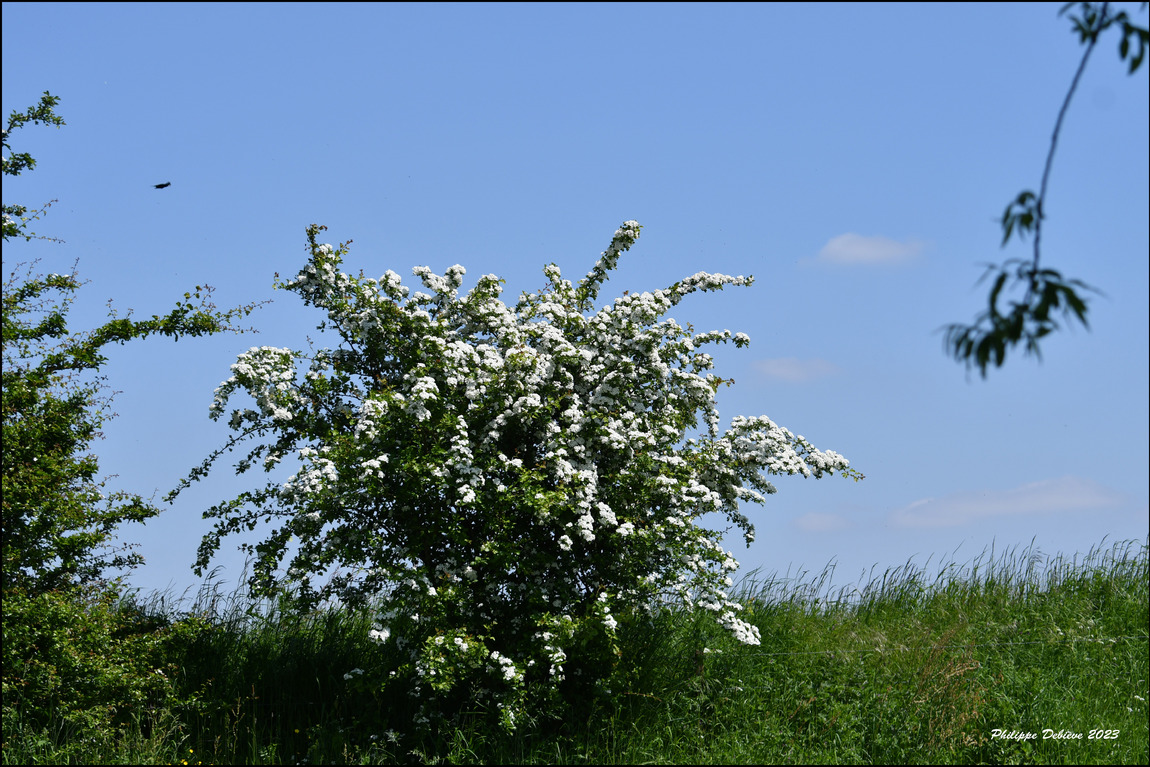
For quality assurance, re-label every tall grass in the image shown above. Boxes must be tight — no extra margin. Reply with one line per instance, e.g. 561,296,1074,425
4,538,1146,764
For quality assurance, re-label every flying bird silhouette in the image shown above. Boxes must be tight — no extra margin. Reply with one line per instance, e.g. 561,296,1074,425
153,182,171,189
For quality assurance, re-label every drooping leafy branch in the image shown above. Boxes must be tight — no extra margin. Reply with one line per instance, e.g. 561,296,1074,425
943,2,1147,377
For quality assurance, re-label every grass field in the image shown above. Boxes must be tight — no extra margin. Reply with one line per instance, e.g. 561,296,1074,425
4,538,1146,765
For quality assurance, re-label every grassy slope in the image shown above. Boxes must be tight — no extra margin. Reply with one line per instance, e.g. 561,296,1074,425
4,539,1146,765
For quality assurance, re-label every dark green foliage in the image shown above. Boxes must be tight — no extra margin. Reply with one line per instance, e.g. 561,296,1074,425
1,584,185,763
1063,1,1150,72
942,258,1099,378
2,268,160,591
2,257,261,596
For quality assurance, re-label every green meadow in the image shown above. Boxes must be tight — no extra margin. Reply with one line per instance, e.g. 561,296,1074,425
3,538,1146,765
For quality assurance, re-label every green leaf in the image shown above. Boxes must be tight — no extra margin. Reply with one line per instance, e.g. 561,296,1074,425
988,271,1009,313
1065,290,1089,325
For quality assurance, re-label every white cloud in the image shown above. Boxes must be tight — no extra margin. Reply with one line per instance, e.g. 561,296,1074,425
752,357,839,383
816,233,925,265
888,476,1126,529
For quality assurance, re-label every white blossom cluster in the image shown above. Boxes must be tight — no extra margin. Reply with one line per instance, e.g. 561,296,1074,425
209,345,305,427
189,220,860,731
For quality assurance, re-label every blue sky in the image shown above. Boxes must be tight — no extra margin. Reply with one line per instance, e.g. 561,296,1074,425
4,2,1147,603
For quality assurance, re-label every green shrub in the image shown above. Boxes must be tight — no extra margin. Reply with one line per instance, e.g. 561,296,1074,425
1,583,187,760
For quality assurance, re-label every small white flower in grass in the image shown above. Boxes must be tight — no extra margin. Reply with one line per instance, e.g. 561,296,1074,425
369,625,391,644
343,668,364,680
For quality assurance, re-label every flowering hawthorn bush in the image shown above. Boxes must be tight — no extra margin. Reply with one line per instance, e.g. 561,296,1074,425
174,221,861,729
